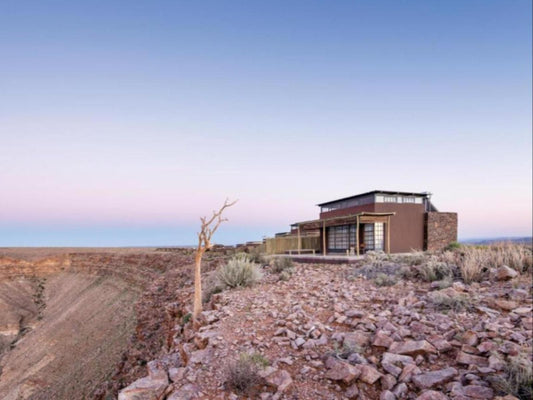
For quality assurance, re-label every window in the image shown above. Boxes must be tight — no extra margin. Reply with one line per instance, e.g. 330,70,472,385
328,224,357,251
364,223,384,251
383,196,397,203
403,197,415,203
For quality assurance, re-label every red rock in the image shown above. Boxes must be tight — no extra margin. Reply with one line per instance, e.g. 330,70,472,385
325,357,361,383
381,374,397,390
412,368,458,389
389,340,437,356
265,369,292,392
344,331,370,349
167,384,201,400
477,341,497,353
495,299,518,311
373,331,394,348
358,365,382,384
398,364,420,383
380,390,396,400
463,385,494,399
415,390,449,400
462,330,479,346
427,335,453,352
456,352,488,368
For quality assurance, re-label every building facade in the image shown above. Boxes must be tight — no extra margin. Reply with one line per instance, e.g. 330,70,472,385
290,190,457,254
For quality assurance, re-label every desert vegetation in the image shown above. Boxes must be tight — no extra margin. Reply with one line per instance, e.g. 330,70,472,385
128,241,532,400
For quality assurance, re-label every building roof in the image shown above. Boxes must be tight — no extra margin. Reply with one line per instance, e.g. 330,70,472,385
292,211,396,229
316,190,431,207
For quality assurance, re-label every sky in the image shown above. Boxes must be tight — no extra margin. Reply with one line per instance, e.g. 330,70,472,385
0,0,531,246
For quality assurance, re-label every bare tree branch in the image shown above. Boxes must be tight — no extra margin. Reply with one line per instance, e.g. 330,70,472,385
192,198,238,323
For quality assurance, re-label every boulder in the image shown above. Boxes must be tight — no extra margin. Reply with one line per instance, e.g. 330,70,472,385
411,368,458,389
496,265,518,281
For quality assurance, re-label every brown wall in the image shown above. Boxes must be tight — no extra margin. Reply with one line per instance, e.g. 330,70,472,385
374,203,426,253
425,212,458,251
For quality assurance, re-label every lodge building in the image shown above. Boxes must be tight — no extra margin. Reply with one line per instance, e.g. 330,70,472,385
272,190,458,255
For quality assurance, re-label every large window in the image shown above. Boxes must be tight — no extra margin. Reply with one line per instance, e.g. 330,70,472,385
328,224,357,251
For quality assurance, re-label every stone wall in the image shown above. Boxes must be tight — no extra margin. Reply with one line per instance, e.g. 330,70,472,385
424,212,458,251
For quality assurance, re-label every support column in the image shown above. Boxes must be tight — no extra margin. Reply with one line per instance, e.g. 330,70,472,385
322,220,327,255
386,216,391,254
356,215,360,256
297,226,301,255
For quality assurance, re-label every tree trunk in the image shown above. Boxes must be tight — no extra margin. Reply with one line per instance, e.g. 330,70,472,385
193,249,203,321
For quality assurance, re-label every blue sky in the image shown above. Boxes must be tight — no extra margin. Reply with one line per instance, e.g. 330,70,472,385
1,1,531,246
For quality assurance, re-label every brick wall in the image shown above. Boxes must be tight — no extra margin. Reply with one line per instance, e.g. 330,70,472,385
425,212,458,251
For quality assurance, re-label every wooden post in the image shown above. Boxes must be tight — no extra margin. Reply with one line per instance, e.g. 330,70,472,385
297,225,301,255
356,215,360,256
386,216,391,254
322,220,327,255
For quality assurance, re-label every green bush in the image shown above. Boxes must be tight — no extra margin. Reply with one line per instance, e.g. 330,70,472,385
446,241,462,250
216,253,263,289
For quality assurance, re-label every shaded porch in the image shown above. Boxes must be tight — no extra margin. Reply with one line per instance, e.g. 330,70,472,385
294,212,395,256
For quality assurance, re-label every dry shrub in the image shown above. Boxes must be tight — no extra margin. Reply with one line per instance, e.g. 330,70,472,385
247,247,268,265
429,291,472,312
271,257,293,273
493,351,533,400
417,256,455,282
486,242,533,273
457,243,533,283
226,353,266,394
365,250,389,267
458,247,489,283
216,253,263,289
373,273,398,287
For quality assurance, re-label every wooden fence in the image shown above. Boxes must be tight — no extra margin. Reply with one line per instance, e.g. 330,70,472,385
265,235,321,255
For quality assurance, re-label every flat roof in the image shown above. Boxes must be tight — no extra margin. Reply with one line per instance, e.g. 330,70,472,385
317,190,431,206
292,211,396,226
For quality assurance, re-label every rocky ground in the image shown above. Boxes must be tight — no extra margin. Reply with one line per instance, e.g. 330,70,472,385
119,254,532,400
0,248,205,400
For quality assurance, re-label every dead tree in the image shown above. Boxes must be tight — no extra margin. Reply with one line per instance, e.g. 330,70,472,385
193,198,237,322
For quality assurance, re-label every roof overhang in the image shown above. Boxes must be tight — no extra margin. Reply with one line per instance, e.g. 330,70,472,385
317,190,431,207
293,211,396,230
